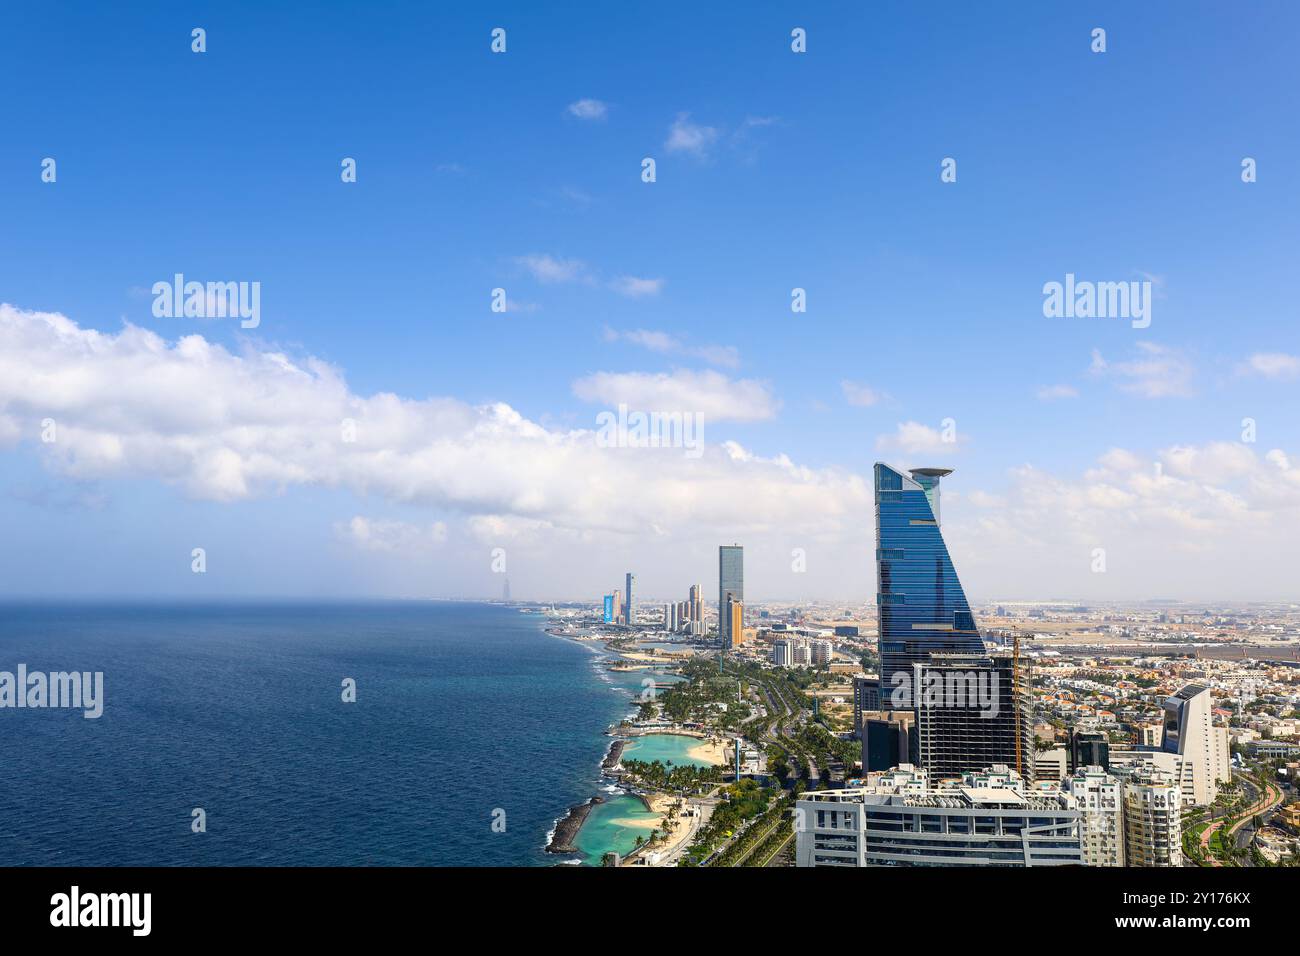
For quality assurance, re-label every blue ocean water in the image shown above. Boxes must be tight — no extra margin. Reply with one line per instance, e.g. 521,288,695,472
0,601,629,866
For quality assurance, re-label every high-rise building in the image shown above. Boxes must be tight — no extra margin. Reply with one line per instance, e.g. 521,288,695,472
1062,766,1125,867
852,676,882,738
664,603,674,631
611,589,623,624
912,653,1034,781
603,594,615,624
1069,730,1110,772
719,545,743,645
772,639,793,667
861,710,916,773
874,464,985,707
1159,684,1220,806
727,596,744,648
810,639,833,666
1116,766,1183,867
795,764,1083,867
625,572,636,625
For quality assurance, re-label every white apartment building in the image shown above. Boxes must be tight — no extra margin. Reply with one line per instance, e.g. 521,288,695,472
1117,767,1183,867
1062,766,1124,866
795,764,1083,867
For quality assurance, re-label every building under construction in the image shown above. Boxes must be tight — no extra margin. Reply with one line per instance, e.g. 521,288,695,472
912,652,1034,782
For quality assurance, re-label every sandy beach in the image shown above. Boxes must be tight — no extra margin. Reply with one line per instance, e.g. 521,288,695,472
618,793,695,864
687,737,729,765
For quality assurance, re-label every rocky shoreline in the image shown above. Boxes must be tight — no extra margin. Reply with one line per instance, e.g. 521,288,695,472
546,796,603,855
601,738,628,771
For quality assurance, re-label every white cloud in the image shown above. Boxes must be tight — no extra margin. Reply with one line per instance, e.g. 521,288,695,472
1238,352,1300,380
608,276,664,297
571,369,778,422
8,304,1298,601
0,306,828,538
946,441,1300,599
665,113,719,158
566,98,608,120
515,253,589,284
1036,384,1079,401
339,516,448,552
1089,342,1194,398
841,381,884,407
876,421,959,455
603,327,739,369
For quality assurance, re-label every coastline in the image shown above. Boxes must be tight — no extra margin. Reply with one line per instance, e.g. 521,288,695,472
544,627,716,865
601,738,628,772
545,796,603,855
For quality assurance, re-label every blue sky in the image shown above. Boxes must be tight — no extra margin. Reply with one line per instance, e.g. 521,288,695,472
1,2,1298,601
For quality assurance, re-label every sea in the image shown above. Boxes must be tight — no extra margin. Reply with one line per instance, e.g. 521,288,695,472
0,600,654,866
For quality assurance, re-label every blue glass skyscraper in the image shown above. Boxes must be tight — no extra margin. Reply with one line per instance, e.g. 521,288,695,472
718,545,743,645
874,463,986,706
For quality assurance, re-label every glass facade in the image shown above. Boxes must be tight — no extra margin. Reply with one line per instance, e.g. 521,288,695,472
719,545,743,645
875,463,985,706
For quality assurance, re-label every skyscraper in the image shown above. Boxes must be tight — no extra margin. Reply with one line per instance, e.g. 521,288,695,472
603,594,614,623
688,584,702,635
727,595,744,648
625,572,636,625
912,653,1034,780
1159,684,1225,805
874,463,985,707
719,545,743,645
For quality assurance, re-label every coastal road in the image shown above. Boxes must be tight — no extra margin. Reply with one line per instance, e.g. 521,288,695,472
1199,775,1282,866
759,830,795,867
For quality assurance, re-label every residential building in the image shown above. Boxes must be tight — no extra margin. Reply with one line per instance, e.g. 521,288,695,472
796,764,1083,867
1062,766,1124,866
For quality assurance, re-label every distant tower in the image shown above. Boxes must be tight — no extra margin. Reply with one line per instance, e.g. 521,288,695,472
727,596,745,648
625,572,636,625
719,545,743,645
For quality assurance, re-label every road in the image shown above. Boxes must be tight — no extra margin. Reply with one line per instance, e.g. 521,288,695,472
1199,775,1283,866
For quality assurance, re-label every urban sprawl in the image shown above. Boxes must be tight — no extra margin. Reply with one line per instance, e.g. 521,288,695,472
538,463,1300,867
